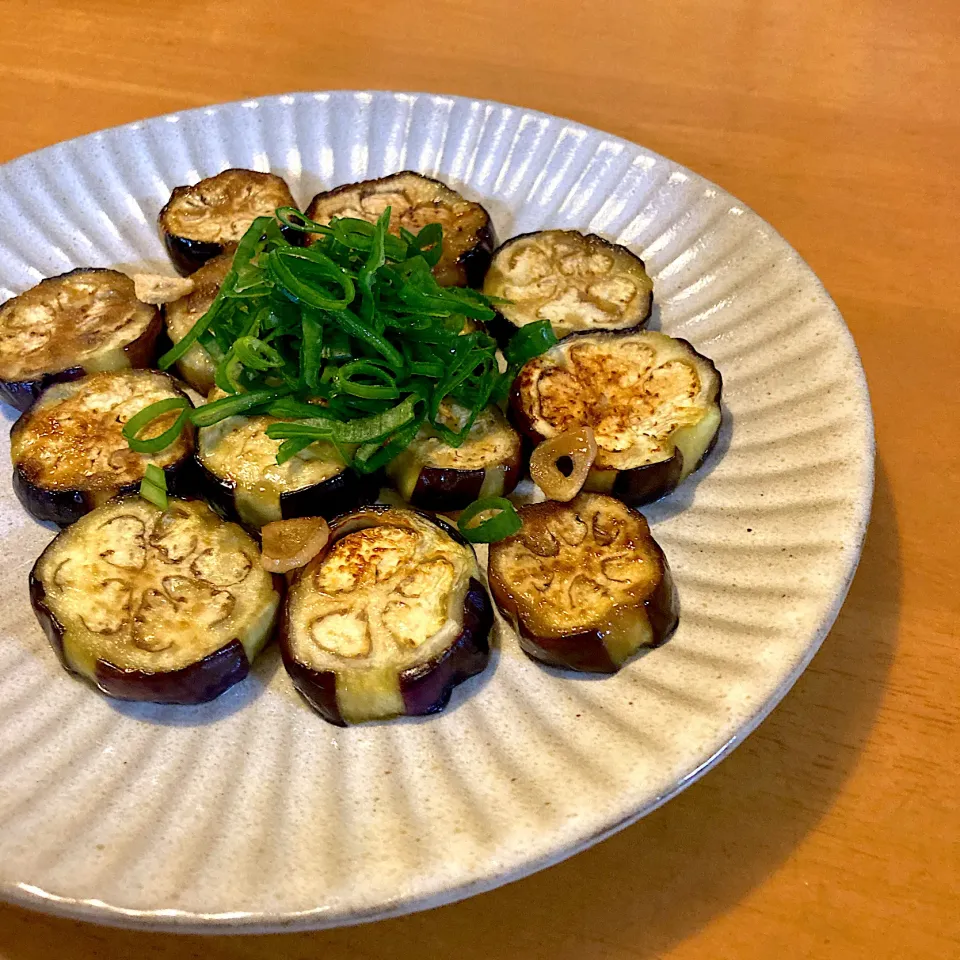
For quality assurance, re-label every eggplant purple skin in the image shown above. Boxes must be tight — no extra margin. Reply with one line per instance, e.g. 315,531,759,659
407,447,522,512
10,372,198,527
508,333,723,507
281,652,344,725
196,458,381,529
484,230,654,347
507,558,679,675
29,552,283,705
457,220,496,288
94,639,252,705
279,507,493,725
162,227,305,277
280,468,381,522
0,366,85,414
163,234,229,278
159,174,303,276
280,577,492,727
29,565,249,704
305,172,496,288
0,276,163,413
28,567,70,673
399,577,492,715
12,444,199,529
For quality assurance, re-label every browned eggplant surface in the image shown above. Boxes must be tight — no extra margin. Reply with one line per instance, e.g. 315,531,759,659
484,230,653,339
30,497,282,704
0,268,161,411
163,252,233,394
159,168,298,274
305,171,494,287
511,330,722,506
385,402,522,510
487,493,678,672
11,370,195,526
197,395,376,529
280,507,492,725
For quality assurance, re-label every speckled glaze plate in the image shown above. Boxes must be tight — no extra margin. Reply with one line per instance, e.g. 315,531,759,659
0,91,873,932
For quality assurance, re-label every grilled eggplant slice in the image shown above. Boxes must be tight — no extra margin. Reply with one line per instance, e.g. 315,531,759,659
197,398,378,530
511,330,722,506
280,507,492,725
488,493,677,673
385,403,522,511
305,171,494,287
163,253,233,393
484,230,653,340
0,269,162,411
30,497,282,704
159,169,298,275
11,370,195,526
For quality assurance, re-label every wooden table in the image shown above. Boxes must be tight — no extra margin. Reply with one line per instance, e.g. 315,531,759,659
0,0,956,957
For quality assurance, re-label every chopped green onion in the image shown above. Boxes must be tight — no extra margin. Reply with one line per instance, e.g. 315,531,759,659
457,498,523,543
300,309,323,390
337,359,400,399
143,463,165,487
266,395,417,445
267,248,355,309
353,410,426,474
139,463,169,510
125,206,516,475
188,387,291,428
331,307,405,372
233,336,284,371
275,436,318,465
504,320,559,368
274,206,332,235
122,397,190,453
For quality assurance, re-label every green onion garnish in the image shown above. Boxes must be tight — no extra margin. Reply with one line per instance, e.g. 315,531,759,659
122,397,190,453
457,497,523,543
125,207,556,472
139,463,168,510
504,320,559,368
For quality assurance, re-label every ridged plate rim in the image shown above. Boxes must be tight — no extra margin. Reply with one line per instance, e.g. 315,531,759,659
0,90,874,932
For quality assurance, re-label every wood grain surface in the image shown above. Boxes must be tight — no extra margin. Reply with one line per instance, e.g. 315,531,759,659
0,0,957,957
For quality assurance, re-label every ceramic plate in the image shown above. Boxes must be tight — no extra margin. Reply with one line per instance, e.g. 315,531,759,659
0,91,873,931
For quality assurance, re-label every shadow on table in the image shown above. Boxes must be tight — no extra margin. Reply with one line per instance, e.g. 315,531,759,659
0,461,899,960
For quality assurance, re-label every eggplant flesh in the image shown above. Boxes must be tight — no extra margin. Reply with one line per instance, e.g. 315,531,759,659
484,230,653,340
386,402,522,511
163,253,233,394
305,171,495,287
280,507,492,725
29,497,282,704
159,169,298,275
0,268,161,411
487,493,678,673
510,330,722,506
10,370,196,526
197,401,376,529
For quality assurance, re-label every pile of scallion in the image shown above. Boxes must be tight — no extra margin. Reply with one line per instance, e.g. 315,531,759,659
122,206,557,477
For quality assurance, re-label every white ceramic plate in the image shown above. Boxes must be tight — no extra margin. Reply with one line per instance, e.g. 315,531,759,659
0,91,873,932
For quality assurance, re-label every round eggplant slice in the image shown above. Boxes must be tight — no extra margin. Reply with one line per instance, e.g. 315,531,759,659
280,507,492,725
197,398,378,530
484,230,653,341
159,169,298,275
163,253,233,394
488,493,678,673
0,268,162,411
29,496,282,704
510,330,722,506
385,402,522,511
305,171,495,287
10,370,195,526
